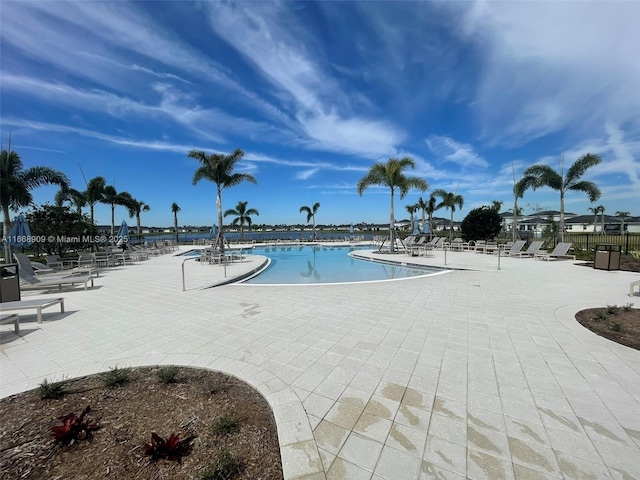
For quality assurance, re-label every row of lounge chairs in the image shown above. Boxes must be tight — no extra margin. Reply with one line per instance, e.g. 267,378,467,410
402,237,577,261
1,241,177,334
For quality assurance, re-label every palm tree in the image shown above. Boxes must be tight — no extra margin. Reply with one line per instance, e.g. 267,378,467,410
523,153,602,242
300,202,320,241
598,205,606,232
512,176,534,241
1,145,69,260
102,186,133,238
357,157,428,253
490,200,503,212
432,189,464,242
126,198,150,239
588,206,600,233
405,203,419,233
615,211,629,235
55,187,86,215
189,148,257,253
171,202,181,244
224,201,259,240
84,176,106,223
425,193,440,237
416,196,428,233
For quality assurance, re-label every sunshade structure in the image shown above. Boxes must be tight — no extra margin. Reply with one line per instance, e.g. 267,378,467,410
5,214,32,260
413,219,420,236
210,224,218,239
349,223,354,235
116,220,129,246
422,221,431,235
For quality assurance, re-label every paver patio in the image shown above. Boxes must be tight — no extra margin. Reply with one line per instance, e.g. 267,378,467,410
2,244,639,479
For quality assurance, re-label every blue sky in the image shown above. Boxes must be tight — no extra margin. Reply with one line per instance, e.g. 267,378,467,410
2,1,639,228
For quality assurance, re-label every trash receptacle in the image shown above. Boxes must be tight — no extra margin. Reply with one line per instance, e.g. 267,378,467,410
594,244,621,271
0,263,21,302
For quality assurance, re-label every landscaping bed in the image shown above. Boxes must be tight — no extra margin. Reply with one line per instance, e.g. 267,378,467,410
576,304,640,351
0,366,283,479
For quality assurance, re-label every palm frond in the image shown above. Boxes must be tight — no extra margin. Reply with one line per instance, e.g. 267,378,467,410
568,181,601,202
565,154,602,186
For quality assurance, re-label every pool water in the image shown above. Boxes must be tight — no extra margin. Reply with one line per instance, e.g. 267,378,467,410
242,245,440,285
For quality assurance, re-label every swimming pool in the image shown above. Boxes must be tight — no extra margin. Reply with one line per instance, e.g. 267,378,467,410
242,245,442,285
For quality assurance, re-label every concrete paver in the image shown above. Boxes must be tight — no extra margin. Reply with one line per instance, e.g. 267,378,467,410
1,243,639,479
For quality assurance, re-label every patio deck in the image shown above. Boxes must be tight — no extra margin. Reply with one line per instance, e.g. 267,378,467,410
2,244,639,479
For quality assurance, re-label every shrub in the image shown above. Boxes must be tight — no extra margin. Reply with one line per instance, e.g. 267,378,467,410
623,303,634,312
39,378,66,400
51,406,100,445
460,207,502,241
157,366,180,384
612,323,623,332
606,304,620,315
595,311,608,321
143,432,194,462
211,414,239,436
200,448,243,480
101,365,130,387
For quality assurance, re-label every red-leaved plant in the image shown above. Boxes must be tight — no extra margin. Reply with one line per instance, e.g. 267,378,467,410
51,406,100,445
143,432,193,462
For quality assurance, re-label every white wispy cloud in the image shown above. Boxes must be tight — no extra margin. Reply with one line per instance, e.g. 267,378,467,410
451,1,640,146
0,1,290,127
203,2,405,158
425,135,489,168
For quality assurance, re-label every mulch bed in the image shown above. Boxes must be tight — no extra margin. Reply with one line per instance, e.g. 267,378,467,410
576,306,640,351
0,367,283,479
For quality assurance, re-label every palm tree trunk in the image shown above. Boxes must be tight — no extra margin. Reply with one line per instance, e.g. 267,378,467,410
3,207,12,261
312,216,315,241
601,211,605,232
136,214,141,238
512,200,519,242
559,193,565,243
217,187,224,253
173,213,179,243
389,188,395,253
111,205,115,238
449,209,454,242
593,213,598,232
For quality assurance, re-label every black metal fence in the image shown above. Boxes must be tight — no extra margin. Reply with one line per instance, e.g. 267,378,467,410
503,232,640,254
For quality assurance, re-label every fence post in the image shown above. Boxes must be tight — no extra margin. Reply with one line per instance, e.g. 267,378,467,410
625,231,629,255
586,234,589,251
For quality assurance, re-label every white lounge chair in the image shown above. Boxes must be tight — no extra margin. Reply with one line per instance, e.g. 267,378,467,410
534,243,575,261
0,298,64,324
502,240,527,256
510,241,544,258
14,253,94,290
629,279,639,297
0,313,20,333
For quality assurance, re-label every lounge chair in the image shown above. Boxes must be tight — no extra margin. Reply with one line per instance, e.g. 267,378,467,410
0,298,64,324
46,254,78,271
0,313,20,333
447,238,465,251
14,252,98,280
534,242,576,261
14,253,93,290
510,241,544,258
501,240,527,256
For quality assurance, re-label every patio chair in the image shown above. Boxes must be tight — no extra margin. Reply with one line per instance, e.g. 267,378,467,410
631,279,640,297
510,241,544,258
534,243,576,261
14,252,97,280
46,254,78,271
501,240,527,256
447,238,465,251
13,255,93,291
